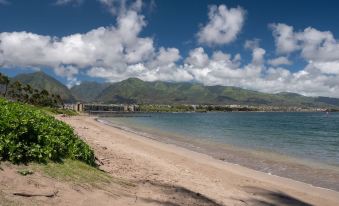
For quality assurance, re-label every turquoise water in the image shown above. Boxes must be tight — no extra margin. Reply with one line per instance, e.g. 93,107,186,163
101,112,339,190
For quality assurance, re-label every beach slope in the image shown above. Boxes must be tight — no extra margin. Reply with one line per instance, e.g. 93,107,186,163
58,115,339,206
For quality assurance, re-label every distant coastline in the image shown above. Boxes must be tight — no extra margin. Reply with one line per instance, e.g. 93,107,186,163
66,102,339,114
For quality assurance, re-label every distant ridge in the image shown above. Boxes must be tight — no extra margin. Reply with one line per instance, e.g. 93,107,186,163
71,81,110,103
12,72,75,103
9,72,339,107
73,77,339,108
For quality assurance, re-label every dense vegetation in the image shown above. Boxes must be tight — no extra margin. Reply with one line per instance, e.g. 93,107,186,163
0,98,95,165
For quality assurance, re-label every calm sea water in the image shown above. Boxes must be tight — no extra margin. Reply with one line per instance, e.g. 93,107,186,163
100,112,339,191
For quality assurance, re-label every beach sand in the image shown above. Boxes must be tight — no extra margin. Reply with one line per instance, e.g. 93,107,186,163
56,115,339,206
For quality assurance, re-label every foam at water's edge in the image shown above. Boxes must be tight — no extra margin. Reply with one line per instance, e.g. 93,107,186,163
95,117,339,193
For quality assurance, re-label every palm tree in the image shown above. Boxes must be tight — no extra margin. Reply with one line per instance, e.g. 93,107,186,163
55,94,64,108
8,81,23,100
0,73,10,97
40,89,49,96
23,84,33,95
39,89,52,106
22,84,33,103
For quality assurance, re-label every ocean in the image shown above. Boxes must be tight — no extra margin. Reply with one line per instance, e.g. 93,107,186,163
99,112,339,191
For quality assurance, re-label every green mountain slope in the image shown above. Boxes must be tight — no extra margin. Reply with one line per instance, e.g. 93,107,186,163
314,96,339,106
96,78,276,104
71,82,110,103
12,72,75,103
11,72,339,108
86,78,339,107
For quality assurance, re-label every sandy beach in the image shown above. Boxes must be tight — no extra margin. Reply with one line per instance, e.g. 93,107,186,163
56,115,339,206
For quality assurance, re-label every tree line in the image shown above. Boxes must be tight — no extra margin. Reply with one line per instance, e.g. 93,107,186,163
0,72,63,107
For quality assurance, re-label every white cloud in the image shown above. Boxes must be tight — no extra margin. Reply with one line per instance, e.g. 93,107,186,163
153,47,180,66
311,61,339,75
271,23,339,62
211,51,231,61
298,27,339,62
197,4,245,46
185,47,209,67
98,0,142,15
0,8,154,77
252,48,266,65
244,39,266,65
0,5,193,85
268,56,292,66
54,65,80,87
244,39,260,50
2,7,339,98
270,23,298,54
182,48,264,87
11,10,144,66
270,23,339,95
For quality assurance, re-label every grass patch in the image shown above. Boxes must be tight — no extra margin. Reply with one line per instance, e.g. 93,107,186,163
33,159,134,188
38,107,78,116
36,159,110,186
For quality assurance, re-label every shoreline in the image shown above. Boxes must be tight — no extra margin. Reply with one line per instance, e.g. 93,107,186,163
97,118,335,191
59,115,339,205
97,116,339,192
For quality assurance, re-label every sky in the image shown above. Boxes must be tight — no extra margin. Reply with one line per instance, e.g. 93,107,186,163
1,0,339,97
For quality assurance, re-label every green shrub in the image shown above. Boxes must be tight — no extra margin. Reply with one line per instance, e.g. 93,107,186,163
0,98,95,166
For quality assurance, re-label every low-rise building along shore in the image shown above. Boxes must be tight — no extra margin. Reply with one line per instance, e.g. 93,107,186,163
64,103,334,113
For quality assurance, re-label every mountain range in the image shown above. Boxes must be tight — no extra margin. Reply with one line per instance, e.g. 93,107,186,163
12,72,75,102
9,72,339,108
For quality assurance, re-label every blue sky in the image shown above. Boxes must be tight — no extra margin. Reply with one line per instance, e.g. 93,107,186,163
1,0,339,97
